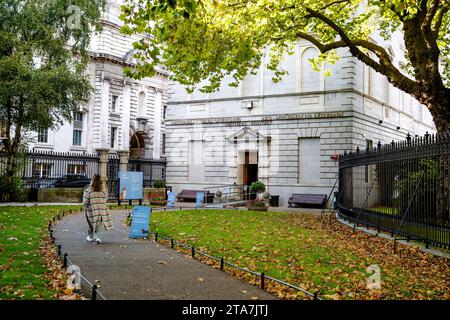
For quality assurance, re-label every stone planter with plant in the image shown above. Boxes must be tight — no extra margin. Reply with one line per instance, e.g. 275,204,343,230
149,179,167,206
247,181,269,211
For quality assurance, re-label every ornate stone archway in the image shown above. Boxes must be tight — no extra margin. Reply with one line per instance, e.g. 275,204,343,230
129,126,153,159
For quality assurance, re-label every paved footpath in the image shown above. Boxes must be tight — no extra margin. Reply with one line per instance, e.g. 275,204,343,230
54,210,276,300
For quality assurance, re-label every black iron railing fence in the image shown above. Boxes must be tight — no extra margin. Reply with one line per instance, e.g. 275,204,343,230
0,149,166,201
338,131,450,249
128,158,166,188
0,150,100,189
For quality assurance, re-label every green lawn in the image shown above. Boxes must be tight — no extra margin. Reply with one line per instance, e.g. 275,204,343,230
149,209,450,300
0,206,78,299
1,206,448,300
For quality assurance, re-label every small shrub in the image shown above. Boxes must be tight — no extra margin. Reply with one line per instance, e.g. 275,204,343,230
249,181,266,194
0,175,23,202
153,179,166,189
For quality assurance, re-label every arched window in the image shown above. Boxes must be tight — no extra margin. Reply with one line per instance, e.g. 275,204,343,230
301,47,320,92
138,91,146,116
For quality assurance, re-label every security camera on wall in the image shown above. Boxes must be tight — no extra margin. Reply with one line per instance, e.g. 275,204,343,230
242,100,257,110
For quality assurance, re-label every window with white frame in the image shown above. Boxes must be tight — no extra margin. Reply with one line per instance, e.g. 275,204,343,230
32,163,52,178
73,130,82,146
110,127,117,149
72,112,83,146
67,164,86,175
162,133,166,155
188,140,205,182
365,140,373,183
298,138,321,184
37,128,48,143
111,95,118,113
138,92,146,116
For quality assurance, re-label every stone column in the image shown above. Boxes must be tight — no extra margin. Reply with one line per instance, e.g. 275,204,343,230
120,82,131,150
152,89,163,159
96,148,110,180
117,150,129,172
99,75,111,149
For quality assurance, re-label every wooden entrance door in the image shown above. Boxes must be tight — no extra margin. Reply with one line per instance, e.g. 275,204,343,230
243,151,258,195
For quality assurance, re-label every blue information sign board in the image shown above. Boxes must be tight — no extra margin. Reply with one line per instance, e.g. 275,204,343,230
167,192,176,208
195,192,205,208
130,206,151,239
119,171,143,200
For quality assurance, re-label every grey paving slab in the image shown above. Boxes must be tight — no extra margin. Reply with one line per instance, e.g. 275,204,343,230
53,210,276,300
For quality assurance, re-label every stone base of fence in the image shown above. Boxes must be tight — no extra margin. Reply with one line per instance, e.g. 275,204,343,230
37,188,84,203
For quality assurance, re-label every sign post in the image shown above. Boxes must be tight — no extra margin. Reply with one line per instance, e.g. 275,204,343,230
167,192,176,208
118,171,143,206
195,192,205,208
129,206,151,239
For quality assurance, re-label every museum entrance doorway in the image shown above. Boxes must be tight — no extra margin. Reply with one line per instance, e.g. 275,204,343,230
242,150,258,199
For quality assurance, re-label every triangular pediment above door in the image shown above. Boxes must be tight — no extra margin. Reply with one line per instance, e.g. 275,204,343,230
226,127,267,142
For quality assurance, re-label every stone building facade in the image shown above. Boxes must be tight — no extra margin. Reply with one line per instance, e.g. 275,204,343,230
28,1,168,161
165,38,435,206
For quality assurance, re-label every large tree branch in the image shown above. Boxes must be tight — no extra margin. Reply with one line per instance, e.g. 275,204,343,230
302,7,420,94
423,0,440,28
318,0,350,11
432,6,448,39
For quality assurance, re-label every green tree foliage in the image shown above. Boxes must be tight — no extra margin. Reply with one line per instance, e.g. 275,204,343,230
120,0,450,131
0,0,105,198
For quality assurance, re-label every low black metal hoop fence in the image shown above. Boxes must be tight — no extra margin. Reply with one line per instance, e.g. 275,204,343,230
130,206,321,300
150,231,320,300
338,132,450,250
51,207,320,300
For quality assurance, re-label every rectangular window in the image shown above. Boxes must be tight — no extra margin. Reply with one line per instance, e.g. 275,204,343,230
163,105,167,120
73,130,82,146
110,127,117,149
365,140,373,183
111,95,118,113
72,112,83,146
188,140,205,182
74,112,83,122
67,164,86,175
37,128,48,143
298,138,321,184
162,133,166,155
33,163,52,178
74,112,83,129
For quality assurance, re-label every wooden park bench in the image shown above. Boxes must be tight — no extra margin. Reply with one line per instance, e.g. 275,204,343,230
176,190,214,203
288,194,327,208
